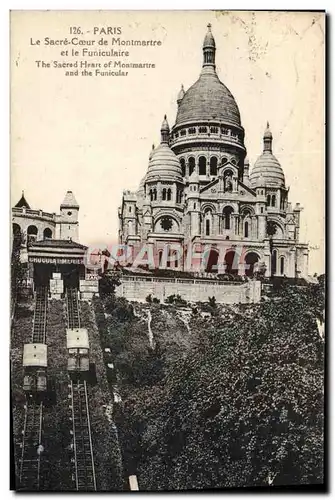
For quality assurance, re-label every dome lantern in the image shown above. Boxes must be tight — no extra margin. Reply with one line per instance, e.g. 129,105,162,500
263,121,273,153
160,115,170,144
203,23,216,69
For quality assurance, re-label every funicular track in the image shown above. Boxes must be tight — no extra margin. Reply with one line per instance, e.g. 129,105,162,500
19,286,48,490
66,288,97,491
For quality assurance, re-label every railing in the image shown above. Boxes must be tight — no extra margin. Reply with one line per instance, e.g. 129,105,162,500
120,275,247,286
12,207,56,221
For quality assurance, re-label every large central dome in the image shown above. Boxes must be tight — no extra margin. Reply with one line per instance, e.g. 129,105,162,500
174,24,241,128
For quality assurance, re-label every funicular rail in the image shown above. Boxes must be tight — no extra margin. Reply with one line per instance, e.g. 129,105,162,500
19,285,48,490
19,401,43,490
66,288,97,491
32,286,48,343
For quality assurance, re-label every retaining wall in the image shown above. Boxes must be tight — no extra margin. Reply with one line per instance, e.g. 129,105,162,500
115,277,261,304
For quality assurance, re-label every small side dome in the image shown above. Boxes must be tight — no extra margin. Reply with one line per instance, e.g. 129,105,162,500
250,123,285,189
146,116,183,183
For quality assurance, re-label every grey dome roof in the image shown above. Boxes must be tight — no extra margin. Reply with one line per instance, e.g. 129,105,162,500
250,152,285,188
175,72,241,127
146,143,183,182
146,116,183,182
250,123,285,189
174,26,241,128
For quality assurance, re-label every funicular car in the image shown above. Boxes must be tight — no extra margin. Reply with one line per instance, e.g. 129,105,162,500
23,343,47,392
66,328,90,372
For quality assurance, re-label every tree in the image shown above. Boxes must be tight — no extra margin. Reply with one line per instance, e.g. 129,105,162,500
118,283,324,490
98,271,121,297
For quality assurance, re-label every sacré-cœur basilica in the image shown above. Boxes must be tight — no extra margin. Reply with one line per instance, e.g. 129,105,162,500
118,25,309,278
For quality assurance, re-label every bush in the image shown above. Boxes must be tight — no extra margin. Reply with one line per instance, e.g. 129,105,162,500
165,294,187,307
208,296,217,308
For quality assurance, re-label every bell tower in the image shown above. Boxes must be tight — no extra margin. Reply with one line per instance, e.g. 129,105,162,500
58,190,79,241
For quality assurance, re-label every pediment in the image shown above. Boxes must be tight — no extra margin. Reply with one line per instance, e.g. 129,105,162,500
237,180,257,197
199,178,219,195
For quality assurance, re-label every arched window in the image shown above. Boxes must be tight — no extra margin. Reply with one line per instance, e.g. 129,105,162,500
27,225,38,244
180,158,186,177
204,209,212,236
222,206,234,230
188,157,195,176
162,188,166,201
280,256,285,275
210,157,218,176
221,157,228,166
153,189,157,201
199,156,206,176
271,249,278,275
158,250,163,267
167,188,172,201
267,195,271,206
244,221,249,238
271,195,276,207
43,227,52,239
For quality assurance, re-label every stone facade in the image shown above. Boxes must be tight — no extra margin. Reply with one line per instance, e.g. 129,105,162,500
118,25,309,279
12,190,80,245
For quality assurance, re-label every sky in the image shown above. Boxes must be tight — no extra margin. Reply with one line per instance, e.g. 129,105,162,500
11,10,325,274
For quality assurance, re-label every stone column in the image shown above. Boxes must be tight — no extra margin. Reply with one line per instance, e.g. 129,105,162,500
173,183,177,203
251,216,257,239
157,182,162,202
234,215,239,236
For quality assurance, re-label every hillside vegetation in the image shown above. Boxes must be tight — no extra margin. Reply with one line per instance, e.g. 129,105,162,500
94,277,325,490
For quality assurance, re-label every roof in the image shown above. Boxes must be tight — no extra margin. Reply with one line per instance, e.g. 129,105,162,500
250,124,285,189
146,143,183,182
30,239,87,250
66,328,89,349
174,26,241,128
175,71,241,128
23,344,47,367
60,190,79,208
146,117,183,183
250,152,285,188
15,191,31,209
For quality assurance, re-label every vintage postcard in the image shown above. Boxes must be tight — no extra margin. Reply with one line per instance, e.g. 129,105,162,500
10,10,325,491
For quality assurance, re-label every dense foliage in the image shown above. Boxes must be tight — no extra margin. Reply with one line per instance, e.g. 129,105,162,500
98,279,325,490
